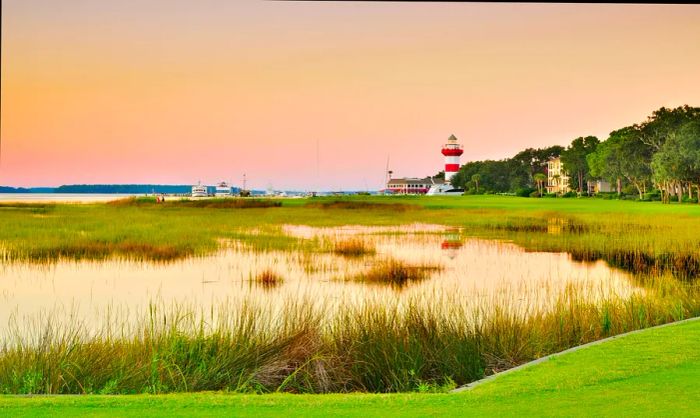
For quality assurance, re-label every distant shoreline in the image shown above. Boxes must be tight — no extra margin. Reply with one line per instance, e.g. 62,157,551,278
0,185,205,194
0,193,139,203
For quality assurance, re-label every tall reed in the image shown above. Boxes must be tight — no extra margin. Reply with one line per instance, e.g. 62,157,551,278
1,275,697,395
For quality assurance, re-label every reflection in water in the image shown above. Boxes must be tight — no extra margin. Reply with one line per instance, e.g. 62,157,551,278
441,228,464,259
547,217,567,235
0,224,639,332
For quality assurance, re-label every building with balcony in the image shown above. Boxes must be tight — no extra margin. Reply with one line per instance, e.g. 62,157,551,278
546,157,571,194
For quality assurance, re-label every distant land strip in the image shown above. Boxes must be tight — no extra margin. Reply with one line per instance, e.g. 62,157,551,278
271,1,679,4
0,185,221,194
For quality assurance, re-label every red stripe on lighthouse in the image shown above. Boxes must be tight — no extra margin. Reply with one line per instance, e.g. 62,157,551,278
441,148,464,156
445,164,459,172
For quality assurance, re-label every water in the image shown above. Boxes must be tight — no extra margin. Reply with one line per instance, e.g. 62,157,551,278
0,193,138,203
0,224,638,331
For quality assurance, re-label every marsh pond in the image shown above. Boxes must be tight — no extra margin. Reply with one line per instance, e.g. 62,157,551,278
1,224,637,333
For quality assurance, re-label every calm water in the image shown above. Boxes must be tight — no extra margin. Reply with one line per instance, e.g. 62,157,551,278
0,224,637,330
0,193,137,203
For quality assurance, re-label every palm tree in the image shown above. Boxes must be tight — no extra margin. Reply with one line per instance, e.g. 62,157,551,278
471,174,481,193
534,173,547,197
553,174,561,194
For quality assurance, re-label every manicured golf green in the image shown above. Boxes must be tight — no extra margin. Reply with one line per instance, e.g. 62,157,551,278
3,318,698,417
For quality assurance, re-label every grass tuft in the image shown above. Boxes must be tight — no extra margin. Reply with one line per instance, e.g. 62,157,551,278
356,259,441,288
332,239,376,258
254,270,284,289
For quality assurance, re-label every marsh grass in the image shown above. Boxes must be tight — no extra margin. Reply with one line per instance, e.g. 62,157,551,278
0,202,57,213
109,196,282,209
254,270,285,289
569,249,700,279
332,239,376,258
355,259,443,288
25,241,189,262
2,196,700,279
1,275,697,395
305,200,419,211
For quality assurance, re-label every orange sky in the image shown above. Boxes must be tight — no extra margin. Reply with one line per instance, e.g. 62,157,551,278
2,1,700,190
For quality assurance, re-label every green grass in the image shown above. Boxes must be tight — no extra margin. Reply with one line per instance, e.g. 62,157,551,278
2,318,698,417
2,195,700,397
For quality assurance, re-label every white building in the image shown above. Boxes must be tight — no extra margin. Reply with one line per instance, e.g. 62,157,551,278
546,157,571,194
386,177,444,194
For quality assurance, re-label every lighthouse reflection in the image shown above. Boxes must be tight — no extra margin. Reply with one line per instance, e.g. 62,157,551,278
440,227,464,259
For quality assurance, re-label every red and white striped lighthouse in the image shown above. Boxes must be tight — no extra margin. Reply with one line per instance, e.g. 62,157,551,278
442,134,463,184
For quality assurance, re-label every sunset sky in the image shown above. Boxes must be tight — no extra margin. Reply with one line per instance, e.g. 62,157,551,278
2,1,700,190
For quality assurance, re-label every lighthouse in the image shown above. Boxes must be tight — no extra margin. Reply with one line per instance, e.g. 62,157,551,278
442,134,463,185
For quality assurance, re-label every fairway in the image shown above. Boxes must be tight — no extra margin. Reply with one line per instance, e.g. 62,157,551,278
2,318,699,417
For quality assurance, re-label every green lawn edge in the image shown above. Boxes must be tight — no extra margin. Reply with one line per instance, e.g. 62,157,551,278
2,318,699,417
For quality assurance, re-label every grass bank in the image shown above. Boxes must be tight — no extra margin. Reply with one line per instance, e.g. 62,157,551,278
2,317,699,417
1,275,697,395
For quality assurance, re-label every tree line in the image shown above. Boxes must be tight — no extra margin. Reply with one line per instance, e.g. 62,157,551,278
444,105,700,203
447,145,563,196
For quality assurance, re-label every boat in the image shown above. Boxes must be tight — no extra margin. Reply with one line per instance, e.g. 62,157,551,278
191,182,207,198
426,183,465,196
265,185,288,197
215,181,232,197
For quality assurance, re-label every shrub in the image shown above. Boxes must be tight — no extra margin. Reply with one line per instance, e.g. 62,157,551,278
594,192,619,200
622,184,639,196
643,190,662,201
515,187,537,197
